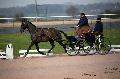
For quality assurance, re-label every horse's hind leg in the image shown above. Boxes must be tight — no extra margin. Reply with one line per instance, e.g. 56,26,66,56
48,40,55,53
24,42,34,57
35,43,45,55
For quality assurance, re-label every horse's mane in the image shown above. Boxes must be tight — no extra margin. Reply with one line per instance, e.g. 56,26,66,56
27,21,37,29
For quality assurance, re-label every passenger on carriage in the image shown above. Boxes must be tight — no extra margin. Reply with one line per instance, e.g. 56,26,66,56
93,17,103,36
75,13,90,39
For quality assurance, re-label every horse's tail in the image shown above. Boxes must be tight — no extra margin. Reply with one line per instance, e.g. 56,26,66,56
59,30,68,39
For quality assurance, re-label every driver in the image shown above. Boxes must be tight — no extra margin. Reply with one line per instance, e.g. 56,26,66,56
75,13,90,39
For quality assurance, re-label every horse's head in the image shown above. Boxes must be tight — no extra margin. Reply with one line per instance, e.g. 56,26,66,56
20,19,28,33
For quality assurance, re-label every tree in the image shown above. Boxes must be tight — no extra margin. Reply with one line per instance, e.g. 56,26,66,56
66,5,79,19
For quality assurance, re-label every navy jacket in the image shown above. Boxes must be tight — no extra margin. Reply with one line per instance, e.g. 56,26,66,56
77,16,88,27
94,21,103,33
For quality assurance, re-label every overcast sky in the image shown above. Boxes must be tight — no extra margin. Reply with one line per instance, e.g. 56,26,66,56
0,0,119,8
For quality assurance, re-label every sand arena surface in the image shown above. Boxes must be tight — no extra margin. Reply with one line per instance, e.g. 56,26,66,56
0,54,120,79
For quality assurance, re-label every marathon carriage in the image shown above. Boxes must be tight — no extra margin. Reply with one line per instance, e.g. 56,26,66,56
65,26,111,56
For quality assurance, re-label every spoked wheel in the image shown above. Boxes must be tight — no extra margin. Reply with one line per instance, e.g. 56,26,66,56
66,44,79,56
77,47,87,56
75,40,88,56
84,45,97,55
98,37,111,55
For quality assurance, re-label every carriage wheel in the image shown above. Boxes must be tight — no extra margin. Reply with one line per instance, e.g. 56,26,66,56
75,40,88,56
98,37,111,55
77,47,88,56
66,44,78,56
84,45,97,55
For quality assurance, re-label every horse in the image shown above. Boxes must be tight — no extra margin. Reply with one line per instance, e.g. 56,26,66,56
20,19,68,57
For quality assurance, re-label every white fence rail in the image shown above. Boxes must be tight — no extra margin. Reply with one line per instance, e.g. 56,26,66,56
19,49,53,57
0,52,6,59
110,45,120,52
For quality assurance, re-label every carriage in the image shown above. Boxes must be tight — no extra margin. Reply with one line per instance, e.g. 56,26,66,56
65,26,111,56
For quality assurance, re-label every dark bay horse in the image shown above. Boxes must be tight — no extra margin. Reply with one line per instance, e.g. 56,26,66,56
20,19,67,57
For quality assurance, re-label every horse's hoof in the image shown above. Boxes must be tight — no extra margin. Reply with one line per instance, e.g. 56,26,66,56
46,53,54,56
22,55,27,58
45,53,48,56
41,53,46,55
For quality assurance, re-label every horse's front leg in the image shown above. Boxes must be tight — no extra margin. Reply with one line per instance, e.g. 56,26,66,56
48,40,55,54
24,42,34,58
35,43,45,55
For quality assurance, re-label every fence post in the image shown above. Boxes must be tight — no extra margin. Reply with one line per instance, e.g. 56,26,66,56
6,44,13,59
